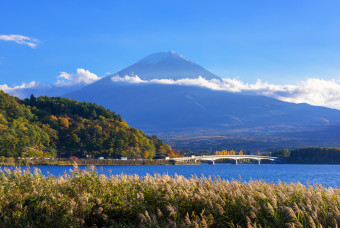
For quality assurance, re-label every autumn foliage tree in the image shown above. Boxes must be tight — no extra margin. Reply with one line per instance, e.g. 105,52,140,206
215,149,244,155
0,91,53,158
0,92,175,159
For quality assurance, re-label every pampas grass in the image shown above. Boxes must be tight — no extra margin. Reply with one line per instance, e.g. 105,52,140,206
0,165,339,227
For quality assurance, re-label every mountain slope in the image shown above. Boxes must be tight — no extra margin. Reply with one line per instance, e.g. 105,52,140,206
114,51,220,80
66,81,340,133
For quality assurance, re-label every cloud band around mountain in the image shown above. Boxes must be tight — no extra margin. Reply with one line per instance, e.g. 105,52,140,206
0,34,39,48
1,69,340,109
111,75,340,109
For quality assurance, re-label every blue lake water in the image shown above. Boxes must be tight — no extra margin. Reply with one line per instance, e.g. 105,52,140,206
2,164,340,188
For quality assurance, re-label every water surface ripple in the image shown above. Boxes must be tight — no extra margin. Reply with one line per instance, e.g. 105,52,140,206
3,164,340,188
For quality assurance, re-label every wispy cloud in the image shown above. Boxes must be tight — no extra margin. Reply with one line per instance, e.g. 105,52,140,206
0,34,39,48
0,69,100,97
111,75,147,84
55,68,101,86
0,81,40,97
0,81,39,92
111,75,340,109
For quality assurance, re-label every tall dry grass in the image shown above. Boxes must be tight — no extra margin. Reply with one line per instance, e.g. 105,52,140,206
0,164,339,227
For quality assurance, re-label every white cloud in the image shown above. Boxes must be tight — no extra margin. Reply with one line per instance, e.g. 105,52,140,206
0,69,100,97
273,78,340,108
0,81,40,97
0,34,39,48
55,68,101,86
111,75,340,109
0,81,39,92
111,75,147,84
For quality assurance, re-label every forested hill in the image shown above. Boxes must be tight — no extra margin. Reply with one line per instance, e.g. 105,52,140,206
0,91,178,159
273,147,340,164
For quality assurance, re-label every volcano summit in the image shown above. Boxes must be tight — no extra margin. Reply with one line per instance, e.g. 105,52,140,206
113,51,220,80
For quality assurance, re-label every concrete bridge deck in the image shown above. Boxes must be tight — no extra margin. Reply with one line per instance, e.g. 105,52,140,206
171,155,278,165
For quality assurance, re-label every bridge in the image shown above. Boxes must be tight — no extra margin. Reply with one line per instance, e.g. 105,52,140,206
171,155,278,165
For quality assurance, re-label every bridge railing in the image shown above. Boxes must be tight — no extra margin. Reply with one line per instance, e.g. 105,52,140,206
171,155,277,161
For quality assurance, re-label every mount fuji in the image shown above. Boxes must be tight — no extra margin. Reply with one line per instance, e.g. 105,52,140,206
64,51,340,151
114,51,220,80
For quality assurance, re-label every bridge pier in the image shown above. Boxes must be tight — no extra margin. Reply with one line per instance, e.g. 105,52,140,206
234,159,238,165
256,159,261,165
208,160,215,165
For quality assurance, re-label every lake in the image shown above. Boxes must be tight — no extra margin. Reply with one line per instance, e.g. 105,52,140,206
2,164,340,188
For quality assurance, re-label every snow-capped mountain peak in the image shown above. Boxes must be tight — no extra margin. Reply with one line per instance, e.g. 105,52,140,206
113,51,220,80
135,51,193,65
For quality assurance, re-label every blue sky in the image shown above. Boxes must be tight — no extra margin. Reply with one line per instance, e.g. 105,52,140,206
1,0,340,86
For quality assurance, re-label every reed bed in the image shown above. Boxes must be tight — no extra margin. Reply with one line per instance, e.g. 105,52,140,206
0,164,339,227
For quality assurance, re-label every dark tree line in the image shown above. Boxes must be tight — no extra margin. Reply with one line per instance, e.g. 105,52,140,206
273,147,340,164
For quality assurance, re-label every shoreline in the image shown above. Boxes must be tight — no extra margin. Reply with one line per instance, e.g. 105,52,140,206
0,158,201,166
